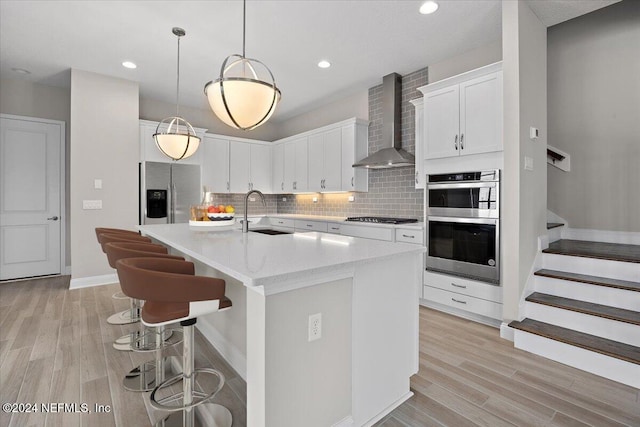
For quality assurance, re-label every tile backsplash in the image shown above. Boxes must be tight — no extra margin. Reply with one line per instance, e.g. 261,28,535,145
277,67,428,220
211,66,428,220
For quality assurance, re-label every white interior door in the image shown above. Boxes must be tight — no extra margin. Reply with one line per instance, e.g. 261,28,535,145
0,116,63,280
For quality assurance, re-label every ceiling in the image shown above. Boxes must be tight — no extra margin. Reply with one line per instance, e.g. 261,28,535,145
0,0,620,123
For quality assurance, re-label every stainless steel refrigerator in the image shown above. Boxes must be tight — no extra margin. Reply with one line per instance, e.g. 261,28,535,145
139,161,201,225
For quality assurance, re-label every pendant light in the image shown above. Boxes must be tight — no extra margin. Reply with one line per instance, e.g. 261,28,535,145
153,27,200,160
204,0,281,130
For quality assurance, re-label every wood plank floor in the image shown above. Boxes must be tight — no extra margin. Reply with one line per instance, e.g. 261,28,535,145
1,277,639,427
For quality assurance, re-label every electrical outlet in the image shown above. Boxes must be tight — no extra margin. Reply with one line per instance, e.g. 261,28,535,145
312,197,318,203
82,200,102,210
308,313,322,342
282,197,287,202
348,195,355,202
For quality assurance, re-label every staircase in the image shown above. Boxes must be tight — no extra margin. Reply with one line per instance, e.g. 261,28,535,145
509,236,640,389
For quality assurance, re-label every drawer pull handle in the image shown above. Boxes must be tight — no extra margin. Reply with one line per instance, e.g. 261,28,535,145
402,234,414,238
451,298,467,304
330,227,339,230
307,224,313,227
451,283,466,289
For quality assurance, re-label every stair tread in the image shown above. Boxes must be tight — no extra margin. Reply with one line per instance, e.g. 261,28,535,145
546,222,564,229
509,318,640,365
526,292,640,325
535,268,640,292
542,239,640,263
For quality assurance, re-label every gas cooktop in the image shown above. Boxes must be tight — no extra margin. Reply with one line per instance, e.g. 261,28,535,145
345,216,418,224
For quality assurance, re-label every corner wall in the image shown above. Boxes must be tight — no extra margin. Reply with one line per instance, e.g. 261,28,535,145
0,77,72,269
70,70,139,280
502,1,547,322
547,1,640,232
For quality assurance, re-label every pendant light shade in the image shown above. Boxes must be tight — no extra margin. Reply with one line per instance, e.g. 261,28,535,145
154,27,201,160
204,0,281,130
154,117,200,160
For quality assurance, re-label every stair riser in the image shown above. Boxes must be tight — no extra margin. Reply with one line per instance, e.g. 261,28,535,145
547,227,563,243
524,302,640,346
513,330,640,389
542,253,640,282
534,276,640,311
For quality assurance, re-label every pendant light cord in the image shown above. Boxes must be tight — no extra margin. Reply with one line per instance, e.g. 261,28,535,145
176,34,181,117
242,0,246,58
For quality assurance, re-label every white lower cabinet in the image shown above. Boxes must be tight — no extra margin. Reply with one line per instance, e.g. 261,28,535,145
339,224,394,242
422,270,502,321
327,223,341,234
294,219,328,232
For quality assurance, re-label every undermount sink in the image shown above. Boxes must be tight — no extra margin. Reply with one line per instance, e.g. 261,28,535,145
250,229,293,236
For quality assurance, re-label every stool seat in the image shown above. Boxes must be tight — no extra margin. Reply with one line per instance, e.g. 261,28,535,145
116,257,233,427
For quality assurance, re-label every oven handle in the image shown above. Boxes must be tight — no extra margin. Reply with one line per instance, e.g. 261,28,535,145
427,216,498,225
427,182,497,190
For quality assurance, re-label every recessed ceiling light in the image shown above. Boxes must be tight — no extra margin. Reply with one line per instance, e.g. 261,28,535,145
11,67,31,75
318,60,331,69
419,1,439,15
122,61,137,69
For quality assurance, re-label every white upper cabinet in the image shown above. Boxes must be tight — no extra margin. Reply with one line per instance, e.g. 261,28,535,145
341,123,368,192
418,63,503,160
410,98,425,189
229,142,251,193
250,143,272,193
272,143,284,193
308,128,342,192
229,142,272,193
274,118,368,194
139,120,205,165
202,136,229,193
283,137,308,193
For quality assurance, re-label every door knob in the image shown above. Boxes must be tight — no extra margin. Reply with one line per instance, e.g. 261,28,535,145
47,216,59,221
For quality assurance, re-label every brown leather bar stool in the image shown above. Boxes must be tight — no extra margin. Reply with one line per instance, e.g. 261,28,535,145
95,227,146,300
98,231,152,326
116,257,233,427
104,241,186,393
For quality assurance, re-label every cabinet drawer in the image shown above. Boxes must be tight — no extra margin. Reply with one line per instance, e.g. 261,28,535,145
327,223,342,234
395,228,423,245
424,270,502,303
295,220,328,232
339,224,393,242
423,286,502,320
270,218,295,228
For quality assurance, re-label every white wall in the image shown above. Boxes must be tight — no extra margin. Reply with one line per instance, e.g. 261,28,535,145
139,97,280,142
70,70,139,280
502,1,548,322
273,90,368,140
547,0,640,232
428,39,503,83
0,77,72,269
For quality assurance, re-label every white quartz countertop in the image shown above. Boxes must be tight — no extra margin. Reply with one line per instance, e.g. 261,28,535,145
139,223,424,288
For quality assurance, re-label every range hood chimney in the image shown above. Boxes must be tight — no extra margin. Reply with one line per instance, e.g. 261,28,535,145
353,73,415,169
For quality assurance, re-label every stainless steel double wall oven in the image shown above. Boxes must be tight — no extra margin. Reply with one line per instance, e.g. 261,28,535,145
426,170,500,284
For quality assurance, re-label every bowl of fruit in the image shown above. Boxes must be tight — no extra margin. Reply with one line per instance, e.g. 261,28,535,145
206,204,235,221
189,204,236,227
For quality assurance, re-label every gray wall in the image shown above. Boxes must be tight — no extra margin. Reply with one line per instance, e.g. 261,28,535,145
0,77,72,268
502,0,548,322
70,70,139,279
139,97,280,142
276,68,428,220
547,0,640,232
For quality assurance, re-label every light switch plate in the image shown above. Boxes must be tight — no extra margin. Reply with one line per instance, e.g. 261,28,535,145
83,200,102,210
94,179,102,189
524,156,534,171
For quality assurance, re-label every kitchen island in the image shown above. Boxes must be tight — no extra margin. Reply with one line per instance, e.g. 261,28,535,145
139,223,424,427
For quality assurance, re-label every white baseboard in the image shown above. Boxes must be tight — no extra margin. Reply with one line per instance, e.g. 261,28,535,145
332,415,354,427
562,228,640,245
362,391,413,427
196,318,247,382
419,299,502,328
500,322,514,341
69,273,118,289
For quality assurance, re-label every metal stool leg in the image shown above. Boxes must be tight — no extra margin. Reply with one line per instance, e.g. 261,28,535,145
151,321,232,427
107,298,141,325
122,326,179,392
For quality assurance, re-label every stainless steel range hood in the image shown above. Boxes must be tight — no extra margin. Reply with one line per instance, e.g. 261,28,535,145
353,73,415,169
